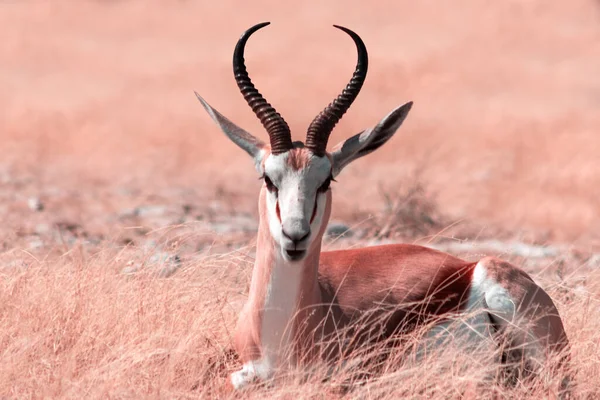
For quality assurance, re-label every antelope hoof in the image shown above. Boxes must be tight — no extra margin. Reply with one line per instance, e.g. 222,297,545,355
230,363,258,391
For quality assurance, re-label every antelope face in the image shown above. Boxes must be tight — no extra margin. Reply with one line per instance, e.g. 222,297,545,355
195,22,413,262
261,147,332,261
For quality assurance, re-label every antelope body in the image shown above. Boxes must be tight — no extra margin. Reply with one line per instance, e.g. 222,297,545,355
195,22,570,393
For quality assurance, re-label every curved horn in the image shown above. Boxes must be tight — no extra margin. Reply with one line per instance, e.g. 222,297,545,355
233,22,293,155
305,25,368,156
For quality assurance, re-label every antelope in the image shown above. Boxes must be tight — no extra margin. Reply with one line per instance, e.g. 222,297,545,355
195,22,571,393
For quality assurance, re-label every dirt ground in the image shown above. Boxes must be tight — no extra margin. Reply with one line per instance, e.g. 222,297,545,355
1,1,599,399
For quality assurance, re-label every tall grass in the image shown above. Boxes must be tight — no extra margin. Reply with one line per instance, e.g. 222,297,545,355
1,238,598,399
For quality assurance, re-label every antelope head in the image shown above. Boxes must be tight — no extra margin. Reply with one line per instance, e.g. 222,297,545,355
196,22,413,262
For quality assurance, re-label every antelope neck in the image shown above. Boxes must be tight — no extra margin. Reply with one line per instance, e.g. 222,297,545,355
250,188,325,367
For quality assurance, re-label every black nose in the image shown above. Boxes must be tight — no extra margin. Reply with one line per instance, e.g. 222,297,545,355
282,229,311,244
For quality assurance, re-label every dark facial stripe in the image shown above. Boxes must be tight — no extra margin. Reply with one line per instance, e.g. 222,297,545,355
310,195,318,224
275,201,282,222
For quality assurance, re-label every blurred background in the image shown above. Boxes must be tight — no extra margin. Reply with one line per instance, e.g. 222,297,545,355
1,0,599,248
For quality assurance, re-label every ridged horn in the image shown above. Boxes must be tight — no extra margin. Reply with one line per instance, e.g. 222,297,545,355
305,25,368,156
233,22,293,155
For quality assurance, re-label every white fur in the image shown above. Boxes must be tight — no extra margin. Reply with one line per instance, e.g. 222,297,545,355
263,151,331,259
416,262,500,362
230,244,307,390
229,151,332,390
230,359,273,390
472,260,517,321
254,148,268,174
261,251,304,369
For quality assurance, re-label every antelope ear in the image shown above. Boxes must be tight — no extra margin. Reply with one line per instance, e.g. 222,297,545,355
195,92,266,173
330,101,413,178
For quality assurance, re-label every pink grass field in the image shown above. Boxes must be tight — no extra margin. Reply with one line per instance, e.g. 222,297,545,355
1,1,600,398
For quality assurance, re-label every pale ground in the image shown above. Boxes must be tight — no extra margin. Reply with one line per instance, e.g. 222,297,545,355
1,1,599,399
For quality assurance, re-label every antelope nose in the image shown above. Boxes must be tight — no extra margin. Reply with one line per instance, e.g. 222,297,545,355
281,225,311,245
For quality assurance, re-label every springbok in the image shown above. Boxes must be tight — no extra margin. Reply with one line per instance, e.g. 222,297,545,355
195,22,570,393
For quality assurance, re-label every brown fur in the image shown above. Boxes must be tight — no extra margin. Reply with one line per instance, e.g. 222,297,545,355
234,162,570,393
319,245,477,325
480,257,569,353
237,190,479,361
477,257,571,384
285,148,312,171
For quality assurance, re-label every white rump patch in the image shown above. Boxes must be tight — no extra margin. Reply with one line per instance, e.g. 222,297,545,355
414,261,502,372
472,261,517,321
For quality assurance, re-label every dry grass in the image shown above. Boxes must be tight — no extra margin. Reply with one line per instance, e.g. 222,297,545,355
1,236,599,399
1,0,600,398
0,241,243,399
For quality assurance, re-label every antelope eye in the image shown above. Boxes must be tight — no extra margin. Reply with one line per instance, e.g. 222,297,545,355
318,176,332,193
264,176,278,193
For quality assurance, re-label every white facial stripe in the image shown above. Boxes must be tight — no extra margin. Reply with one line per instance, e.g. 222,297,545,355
263,150,332,254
